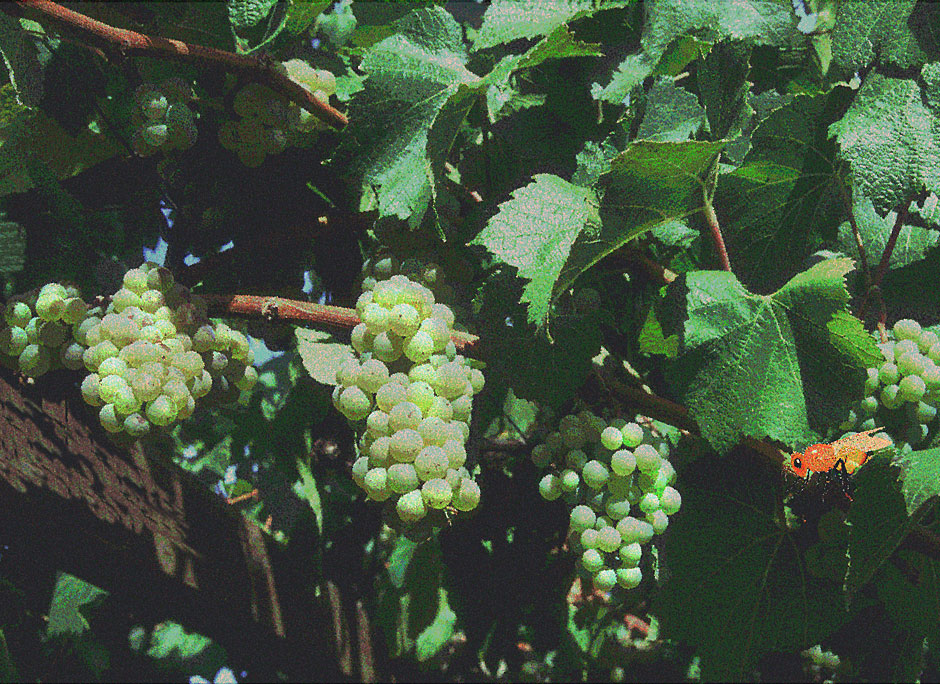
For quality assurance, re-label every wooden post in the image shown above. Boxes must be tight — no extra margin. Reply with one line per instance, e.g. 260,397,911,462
0,367,339,678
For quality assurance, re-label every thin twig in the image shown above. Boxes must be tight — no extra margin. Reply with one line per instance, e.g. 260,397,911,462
858,199,913,320
702,156,731,272
199,294,480,352
836,174,872,292
9,0,347,128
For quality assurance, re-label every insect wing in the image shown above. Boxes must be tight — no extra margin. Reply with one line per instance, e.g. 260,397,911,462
832,427,893,455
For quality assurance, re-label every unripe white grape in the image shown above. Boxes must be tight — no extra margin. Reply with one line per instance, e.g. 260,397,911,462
560,469,580,491
619,542,642,567
582,460,610,489
539,473,563,500
452,477,481,511
421,478,453,509
894,319,922,341
387,463,419,494
634,444,661,474
593,568,617,592
396,489,427,522
388,429,423,463
616,567,642,589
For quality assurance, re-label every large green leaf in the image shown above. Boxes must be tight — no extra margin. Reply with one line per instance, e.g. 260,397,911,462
697,41,753,140
635,76,706,142
717,90,847,291
558,140,724,296
641,0,799,63
829,69,940,213
472,0,634,51
895,447,940,518
845,454,912,600
471,173,600,326
664,258,864,453
0,15,50,108
45,573,108,638
335,6,484,228
830,0,937,73
654,454,849,680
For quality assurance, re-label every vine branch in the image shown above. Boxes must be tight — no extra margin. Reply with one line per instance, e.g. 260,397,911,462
9,0,348,128
702,157,731,272
200,294,479,352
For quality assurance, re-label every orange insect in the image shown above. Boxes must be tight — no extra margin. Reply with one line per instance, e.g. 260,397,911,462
786,427,892,480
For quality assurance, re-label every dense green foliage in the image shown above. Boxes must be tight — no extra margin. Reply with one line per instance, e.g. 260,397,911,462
0,0,939,681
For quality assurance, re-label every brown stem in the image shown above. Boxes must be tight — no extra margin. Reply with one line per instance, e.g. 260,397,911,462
702,198,731,272
10,0,347,128
200,294,480,352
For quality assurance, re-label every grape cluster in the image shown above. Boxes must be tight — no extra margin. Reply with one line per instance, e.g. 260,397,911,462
218,60,336,168
359,254,456,305
333,273,484,528
0,283,88,377
841,319,940,453
132,80,198,156
533,411,681,592
77,262,257,439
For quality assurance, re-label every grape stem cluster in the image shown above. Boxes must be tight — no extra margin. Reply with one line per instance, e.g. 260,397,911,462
6,0,347,129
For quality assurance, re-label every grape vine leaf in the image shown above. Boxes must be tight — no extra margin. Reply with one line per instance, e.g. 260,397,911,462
46,572,108,638
471,173,599,326
283,0,330,35
227,0,278,48
641,0,800,64
829,69,940,214
635,76,705,142
697,41,752,140
716,90,848,292
663,258,864,453
486,24,603,88
295,328,352,385
826,311,883,370
894,447,940,517
837,194,940,271
845,454,911,601
472,0,634,51
557,140,724,298
654,453,849,680
830,0,937,73
335,6,484,229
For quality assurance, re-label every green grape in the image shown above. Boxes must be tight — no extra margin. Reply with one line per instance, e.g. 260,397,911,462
366,410,390,437
18,344,47,376
387,463,419,494
896,339,919,357
605,496,631,520
363,467,388,495
539,473,563,501
62,298,88,325
146,395,177,426
339,386,371,421
596,526,622,553
896,353,921,377
369,436,391,467
918,330,939,354
620,423,644,448
388,429,423,463
531,443,553,468
375,382,407,412
593,568,617,592
610,449,636,476
406,381,435,415
659,486,682,515
581,548,605,573
421,478,452,509
123,413,151,438
361,303,390,333
5,302,31,328
414,445,449,481
916,401,937,424
634,444,661,474
441,439,466,469
600,426,623,450
35,292,65,321
81,373,102,406
396,490,427,523
451,394,472,423
404,331,434,363
140,91,169,121
142,123,168,147
388,401,422,432
99,404,123,433
879,362,900,386
638,492,660,514
452,478,480,511
468,368,485,394
858,395,879,415
618,542,642,567
616,567,642,589
577,460,604,489
357,358,389,393
569,504,596,533
419,317,450,352
560,469,580,491
409,363,436,385
59,342,85,370
372,332,403,362
647,509,669,534
894,319,922,341
388,303,421,337
0,326,27,357
929,343,940,364
899,374,926,402
580,528,600,549
38,321,68,347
